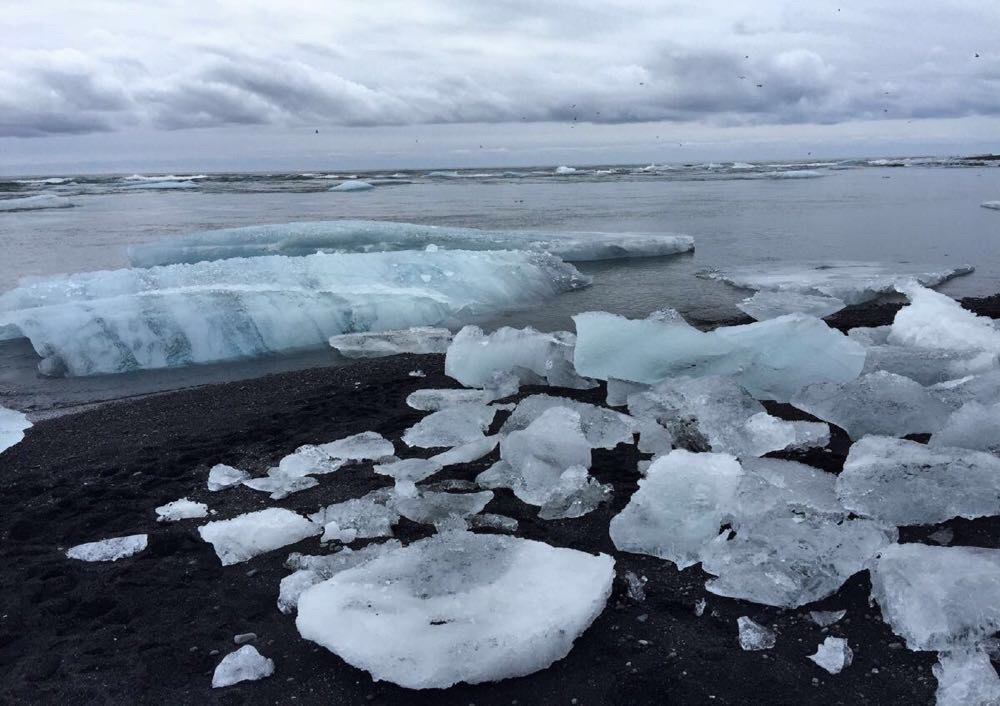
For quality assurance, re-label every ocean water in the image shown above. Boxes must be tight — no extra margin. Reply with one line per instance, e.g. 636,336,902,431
2,159,999,414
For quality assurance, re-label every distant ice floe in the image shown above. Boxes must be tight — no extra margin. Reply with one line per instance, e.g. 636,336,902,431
328,180,374,192
0,406,32,453
761,169,825,179
0,249,586,376
737,291,846,321
982,201,1000,210
122,179,198,190
0,194,75,212
66,534,148,562
329,327,452,358
127,219,695,267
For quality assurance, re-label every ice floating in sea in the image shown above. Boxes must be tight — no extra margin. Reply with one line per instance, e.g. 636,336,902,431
329,180,374,191
871,543,1000,651
701,262,973,305
402,404,497,448
0,194,75,212
330,327,452,358
207,463,250,491
0,406,32,453
809,637,853,674
500,394,637,450
122,179,197,189
890,284,1000,354
762,169,824,179
554,165,577,174
66,534,148,562
126,219,694,267
933,648,1000,706
737,617,776,650
0,249,586,376
198,508,319,566
295,531,614,689
932,402,1000,454
737,291,846,321
211,645,274,688
318,431,394,461
837,436,1000,525
155,497,208,522
981,201,1000,211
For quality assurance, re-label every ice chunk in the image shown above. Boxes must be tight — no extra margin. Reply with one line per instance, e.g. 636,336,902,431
395,490,494,528
0,194,74,212
0,406,32,453
467,513,519,532
743,412,830,455
330,327,452,358
871,543,1000,651
555,165,577,174
0,249,586,376
295,532,615,689
737,291,845,321
809,637,853,674
537,466,612,520
609,450,742,569
934,648,1000,706
207,463,249,491
737,617,776,650
932,370,1000,409
859,342,997,386
736,457,844,521
155,497,208,522
838,436,1000,524
329,180,374,191
429,435,499,467
932,402,1000,454
982,201,1000,211
276,445,344,477
211,645,274,688
373,457,443,484
606,378,648,407
701,516,896,607
890,284,1000,354
500,394,637,449
318,431,394,461
198,509,319,565
702,262,974,305
66,534,148,562
243,470,319,500
402,404,497,448
792,371,951,438
233,633,256,645
279,541,400,613
624,571,646,601
407,388,495,411
809,609,847,627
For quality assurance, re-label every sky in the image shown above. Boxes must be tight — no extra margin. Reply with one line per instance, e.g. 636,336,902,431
2,0,999,174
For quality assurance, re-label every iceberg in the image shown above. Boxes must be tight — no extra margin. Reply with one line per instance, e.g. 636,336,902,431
126,219,694,267
329,327,452,358
295,532,614,689
736,291,845,321
0,194,75,212
1,406,32,454
0,249,586,376
329,180,374,191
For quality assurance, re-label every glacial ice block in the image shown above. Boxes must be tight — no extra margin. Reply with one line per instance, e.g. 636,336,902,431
933,648,1000,706
932,402,1000,454
0,406,32,454
66,534,148,562
309,489,400,541
737,617,776,651
198,508,319,565
207,464,249,491
809,637,853,674
212,645,274,688
0,249,587,376
155,497,209,522
500,394,637,450
329,327,452,358
871,543,1000,651
982,201,1000,211
0,194,75,212
734,457,844,521
295,532,615,689
329,180,374,191
127,219,695,267
837,436,1000,525
737,291,846,321
536,466,613,520
402,404,497,448
890,284,1000,354
318,431,394,461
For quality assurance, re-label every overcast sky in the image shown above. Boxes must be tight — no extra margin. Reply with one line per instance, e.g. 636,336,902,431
2,0,999,173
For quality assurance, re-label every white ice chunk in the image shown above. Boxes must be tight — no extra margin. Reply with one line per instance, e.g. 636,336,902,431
402,404,497,448
860,342,997,386
890,284,1000,354
809,637,853,674
932,402,1000,454
537,466,612,520
373,457,443,484
606,378,648,406
934,648,1000,706
871,543,1000,651
278,541,401,613
609,450,742,569
737,617,776,650
276,445,345,477
407,388,495,411
211,645,274,688
737,291,845,321
330,327,452,358
207,463,249,491
736,457,844,521
295,532,615,689
932,370,1000,409
395,490,494,528
809,609,847,627
838,436,1000,525
743,412,830,455
155,497,208,522
0,194,74,212
982,201,1000,211
198,508,319,566
0,406,32,453
318,431,394,461
500,394,637,449
429,436,499,467
243,471,318,500
329,180,374,191
66,534,148,562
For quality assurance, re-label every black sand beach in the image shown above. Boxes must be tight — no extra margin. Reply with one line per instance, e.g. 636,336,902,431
2,297,999,705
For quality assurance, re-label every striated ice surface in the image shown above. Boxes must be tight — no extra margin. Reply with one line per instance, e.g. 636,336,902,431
931,370,1000,409
295,531,615,689
932,402,1000,454
395,490,494,529
330,326,452,358
207,463,249,491
737,617,776,650
66,534,148,562
701,262,973,305
198,508,319,566
537,466,612,520
468,513,519,532
934,648,1000,706
609,450,742,569
702,515,896,607
402,404,497,448
809,637,853,674
792,371,951,438
871,543,1000,651
890,284,1000,354
329,180,374,191
0,249,586,376
429,435,499,467
838,436,1000,525
0,406,32,453
737,291,846,321
155,497,208,522
500,394,637,449
859,342,997,386
318,431,394,461
212,645,274,688
0,194,75,212
127,219,695,267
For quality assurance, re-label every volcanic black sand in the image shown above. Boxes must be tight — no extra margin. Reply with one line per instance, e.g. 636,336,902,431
2,296,999,705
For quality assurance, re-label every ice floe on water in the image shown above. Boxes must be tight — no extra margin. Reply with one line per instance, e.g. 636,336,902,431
295,531,614,689
127,219,694,267
212,645,274,688
0,406,32,453
0,194,75,212
66,534,148,562
737,291,846,321
329,180,374,191
981,201,1000,210
330,326,452,358
198,509,319,566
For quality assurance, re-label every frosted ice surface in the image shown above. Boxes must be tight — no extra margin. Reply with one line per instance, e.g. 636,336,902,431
211,645,274,688
735,458,844,522
373,457,443,484
932,402,1000,454
934,648,1000,706
500,394,637,449
809,609,847,627
890,284,1000,354
809,637,853,674
859,342,997,386
330,327,452,358
537,466,612,520
402,404,497,448
606,378,648,407
429,435,499,467
318,431,394,461
737,617,776,650
792,371,952,438
0,406,32,453
0,194,75,212
198,508,319,565
66,534,148,562
329,180,374,191
395,490,494,528
702,262,973,305
838,436,1000,525
207,463,249,491
407,388,496,411
737,291,846,321
743,412,830,455
127,219,694,267
701,515,896,607
278,541,401,614
244,470,318,500
871,543,1000,651
155,497,208,522
931,370,1000,409
295,532,615,689
609,450,742,569
0,249,586,376
276,445,344,477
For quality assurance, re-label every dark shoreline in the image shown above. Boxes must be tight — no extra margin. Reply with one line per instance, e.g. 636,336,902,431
2,297,999,704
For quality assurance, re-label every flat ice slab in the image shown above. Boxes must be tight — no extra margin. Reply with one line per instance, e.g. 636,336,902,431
0,406,32,453
318,431,394,461
737,291,845,321
330,327,452,358
0,194,75,212
66,534,148,562
198,508,319,566
329,180,374,191
934,648,1000,706
737,617,776,650
296,531,614,689
212,645,274,688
